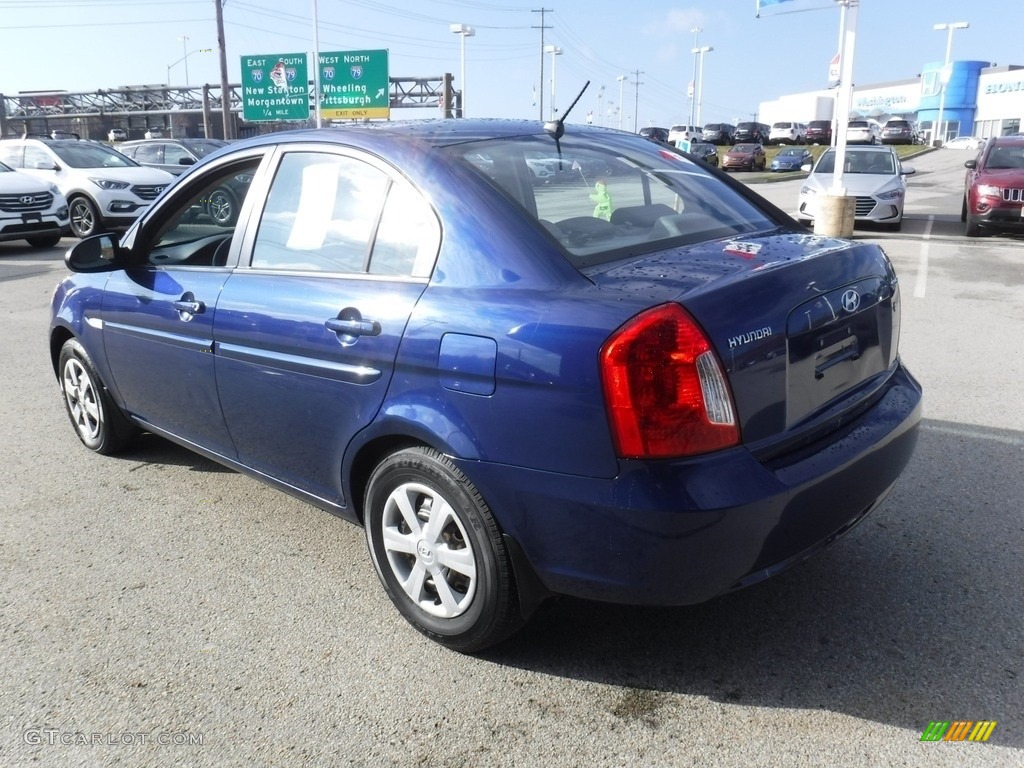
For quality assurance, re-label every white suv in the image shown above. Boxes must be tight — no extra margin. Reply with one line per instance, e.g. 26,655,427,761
769,121,807,145
0,137,174,238
0,160,69,247
668,124,701,144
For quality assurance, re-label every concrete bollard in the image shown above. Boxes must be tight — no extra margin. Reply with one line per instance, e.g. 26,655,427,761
815,192,855,238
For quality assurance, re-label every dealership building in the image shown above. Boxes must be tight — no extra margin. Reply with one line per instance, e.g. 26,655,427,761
760,60,1024,143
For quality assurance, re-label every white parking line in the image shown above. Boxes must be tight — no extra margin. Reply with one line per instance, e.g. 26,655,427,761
912,215,933,298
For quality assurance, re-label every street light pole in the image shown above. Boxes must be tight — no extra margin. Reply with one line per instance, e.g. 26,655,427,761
688,27,701,130
544,45,562,119
178,35,190,85
166,48,212,85
617,74,627,130
692,46,712,129
450,24,475,117
933,21,969,146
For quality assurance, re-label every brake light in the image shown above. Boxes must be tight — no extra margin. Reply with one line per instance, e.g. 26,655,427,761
600,303,740,458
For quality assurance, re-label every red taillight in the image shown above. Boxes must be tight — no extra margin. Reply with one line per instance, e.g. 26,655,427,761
600,303,740,459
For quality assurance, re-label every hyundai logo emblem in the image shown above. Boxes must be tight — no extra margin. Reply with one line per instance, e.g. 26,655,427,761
841,289,861,313
20,195,35,205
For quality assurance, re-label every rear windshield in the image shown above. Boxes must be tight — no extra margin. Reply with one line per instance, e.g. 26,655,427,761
446,134,776,268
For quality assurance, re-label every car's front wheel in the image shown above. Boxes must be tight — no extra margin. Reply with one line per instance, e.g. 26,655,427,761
964,214,983,237
207,187,238,227
364,447,523,653
68,196,101,239
58,339,136,454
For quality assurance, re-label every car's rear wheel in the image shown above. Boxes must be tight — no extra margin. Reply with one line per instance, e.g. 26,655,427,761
58,339,136,454
364,446,523,653
26,233,62,248
68,196,101,239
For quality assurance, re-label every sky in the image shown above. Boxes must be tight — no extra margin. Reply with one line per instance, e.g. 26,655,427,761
0,0,1016,130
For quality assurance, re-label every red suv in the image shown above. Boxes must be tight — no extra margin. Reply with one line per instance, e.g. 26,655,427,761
962,136,1024,237
805,120,833,145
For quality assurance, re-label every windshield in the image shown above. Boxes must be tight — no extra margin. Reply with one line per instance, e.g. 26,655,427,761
48,142,139,169
815,150,895,175
186,141,227,158
446,134,776,267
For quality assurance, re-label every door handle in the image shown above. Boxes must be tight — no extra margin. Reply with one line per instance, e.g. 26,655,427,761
173,299,205,314
325,317,381,337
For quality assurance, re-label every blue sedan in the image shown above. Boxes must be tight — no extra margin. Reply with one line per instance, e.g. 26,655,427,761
771,146,814,172
50,120,921,652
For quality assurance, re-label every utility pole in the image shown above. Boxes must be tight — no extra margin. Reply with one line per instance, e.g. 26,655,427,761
632,70,643,133
532,8,552,121
215,0,232,139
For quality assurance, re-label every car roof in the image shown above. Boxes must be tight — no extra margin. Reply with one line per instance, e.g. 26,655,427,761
230,120,635,153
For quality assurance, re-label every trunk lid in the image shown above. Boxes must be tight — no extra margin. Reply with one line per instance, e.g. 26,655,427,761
585,232,902,448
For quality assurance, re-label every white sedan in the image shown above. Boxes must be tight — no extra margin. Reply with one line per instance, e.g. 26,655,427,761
797,146,915,232
943,136,985,150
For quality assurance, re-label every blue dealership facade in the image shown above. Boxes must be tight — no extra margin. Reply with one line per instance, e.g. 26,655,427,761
761,60,1024,143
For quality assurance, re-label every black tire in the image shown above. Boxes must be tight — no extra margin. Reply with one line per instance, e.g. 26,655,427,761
69,196,102,239
964,214,983,237
364,446,523,653
26,233,62,248
207,187,238,227
960,197,968,223
886,219,903,232
58,338,136,454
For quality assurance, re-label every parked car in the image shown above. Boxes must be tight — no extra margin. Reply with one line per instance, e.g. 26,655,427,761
668,125,701,145
797,145,915,231
721,143,766,171
701,123,735,145
944,136,985,151
0,160,69,247
881,119,918,145
638,126,670,143
49,121,921,652
770,146,813,172
0,136,173,238
144,127,164,140
107,128,127,142
846,119,881,145
118,138,229,176
685,141,719,166
961,135,1024,237
768,122,806,145
733,122,770,144
804,120,833,145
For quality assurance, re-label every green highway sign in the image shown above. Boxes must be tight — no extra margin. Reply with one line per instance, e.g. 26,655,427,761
319,49,390,120
241,53,310,122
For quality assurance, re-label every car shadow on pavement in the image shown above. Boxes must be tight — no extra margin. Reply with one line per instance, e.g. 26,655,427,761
109,433,234,473
487,418,1024,747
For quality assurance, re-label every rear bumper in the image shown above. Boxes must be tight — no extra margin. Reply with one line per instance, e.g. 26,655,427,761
458,364,922,606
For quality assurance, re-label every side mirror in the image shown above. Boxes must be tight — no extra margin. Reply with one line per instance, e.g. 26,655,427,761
801,163,813,172
964,159,977,170
901,165,916,177
178,157,196,166
65,233,123,273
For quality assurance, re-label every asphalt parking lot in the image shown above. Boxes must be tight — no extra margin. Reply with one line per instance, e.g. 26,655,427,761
0,146,1021,767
